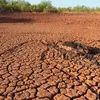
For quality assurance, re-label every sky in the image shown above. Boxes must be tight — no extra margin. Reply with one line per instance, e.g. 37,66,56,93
25,0,100,8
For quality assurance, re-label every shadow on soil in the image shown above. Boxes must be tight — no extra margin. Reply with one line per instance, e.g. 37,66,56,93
63,41,100,55
0,17,33,23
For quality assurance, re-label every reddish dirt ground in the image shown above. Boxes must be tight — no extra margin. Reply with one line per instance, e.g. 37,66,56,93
0,13,100,100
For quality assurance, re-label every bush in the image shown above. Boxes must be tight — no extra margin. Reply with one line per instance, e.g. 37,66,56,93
35,1,53,12
44,6,58,12
58,7,71,12
95,7,100,12
29,5,37,12
1,0,31,12
0,0,7,12
72,5,95,13
12,1,31,12
5,3,15,12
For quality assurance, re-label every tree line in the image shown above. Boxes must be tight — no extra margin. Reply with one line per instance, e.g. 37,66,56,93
0,0,100,13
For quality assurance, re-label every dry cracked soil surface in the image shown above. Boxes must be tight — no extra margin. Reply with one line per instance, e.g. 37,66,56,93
0,13,100,100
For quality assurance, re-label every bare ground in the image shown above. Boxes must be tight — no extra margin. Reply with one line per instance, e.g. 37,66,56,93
0,13,100,100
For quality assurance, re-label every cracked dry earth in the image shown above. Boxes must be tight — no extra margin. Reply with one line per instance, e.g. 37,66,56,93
0,13,100,100
0,40,100,100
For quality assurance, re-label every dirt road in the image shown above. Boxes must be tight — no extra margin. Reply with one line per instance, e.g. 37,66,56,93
0,13,100,100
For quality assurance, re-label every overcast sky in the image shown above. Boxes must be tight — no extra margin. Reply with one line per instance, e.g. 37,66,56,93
25,0,100,7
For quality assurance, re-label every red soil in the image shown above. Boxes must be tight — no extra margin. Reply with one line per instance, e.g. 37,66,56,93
0,13,100,100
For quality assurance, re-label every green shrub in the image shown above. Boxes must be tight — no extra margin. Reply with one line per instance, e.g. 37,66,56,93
29,5,37,12
4,0,31,12
12,1,31,12
95,7,100,12
5,3,14,12
0,0,7,12
44,6,57,12
35,1,52,12
58,7,71,12
72,5,95,13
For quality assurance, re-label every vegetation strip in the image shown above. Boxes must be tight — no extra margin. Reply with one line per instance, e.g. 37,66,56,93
1,0,100,13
